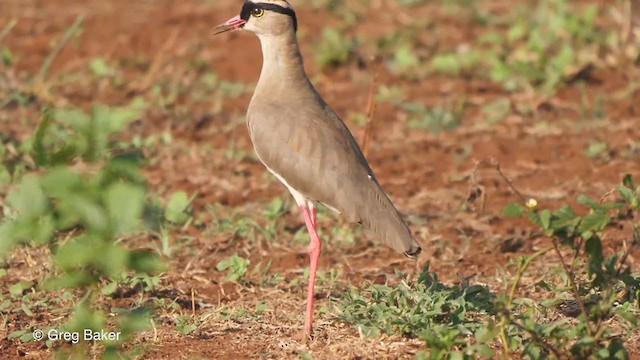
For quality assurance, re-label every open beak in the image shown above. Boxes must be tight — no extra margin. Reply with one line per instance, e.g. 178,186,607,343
212,15,246,36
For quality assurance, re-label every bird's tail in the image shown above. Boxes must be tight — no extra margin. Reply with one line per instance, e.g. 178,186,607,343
358,183,422,258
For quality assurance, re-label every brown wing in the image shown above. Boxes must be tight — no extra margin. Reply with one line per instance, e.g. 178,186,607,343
247,95,421,257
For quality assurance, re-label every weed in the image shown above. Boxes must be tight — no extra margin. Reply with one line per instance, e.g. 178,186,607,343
376,85,405,104
500,174,640,358
584,141,611,161
89,57,116,78
216,303,268,321
400,100,466,132
164,191,196,225
337,174,639,358
0,105,164,357
212,210,262,242
484,0,604,92
262,197,289,241
216,254,251,283
481,98,511,125
31,99,146,165
314,28,357,69
429,49,483,77
175,315,198,335
337,267,495,358
388,44,422,78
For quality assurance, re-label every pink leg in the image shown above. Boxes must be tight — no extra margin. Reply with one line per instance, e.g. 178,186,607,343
310,206,317,228
300,205,321,339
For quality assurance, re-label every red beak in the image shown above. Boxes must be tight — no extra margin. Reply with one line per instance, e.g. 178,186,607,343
212,15,246,36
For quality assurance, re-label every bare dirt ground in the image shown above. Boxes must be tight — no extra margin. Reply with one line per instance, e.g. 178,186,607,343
1,0,639,358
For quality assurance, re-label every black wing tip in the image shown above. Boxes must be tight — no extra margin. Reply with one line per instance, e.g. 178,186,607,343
403,246,422,259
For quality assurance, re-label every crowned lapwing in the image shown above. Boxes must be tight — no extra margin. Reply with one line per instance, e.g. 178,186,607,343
213,0,421,339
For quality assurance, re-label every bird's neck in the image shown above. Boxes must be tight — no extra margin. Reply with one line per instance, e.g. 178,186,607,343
255,32,310,94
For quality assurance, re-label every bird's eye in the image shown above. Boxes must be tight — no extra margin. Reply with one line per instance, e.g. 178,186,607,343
251,7,265,17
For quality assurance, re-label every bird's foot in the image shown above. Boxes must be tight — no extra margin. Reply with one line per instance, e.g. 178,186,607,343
293,329,313,343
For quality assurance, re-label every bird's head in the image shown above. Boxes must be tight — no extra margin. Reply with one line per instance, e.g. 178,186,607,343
213,0,297,37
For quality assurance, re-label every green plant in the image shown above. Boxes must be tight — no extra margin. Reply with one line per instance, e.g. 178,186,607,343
400,100,466,132
216,302,269,321
1,106,164,357
482,0,604,92
429,50,483,77
584,141,611,161
337,174,639,358
388,44,422,78
481,98,511,125
31,100,146,165
89,57,116,78
314,28,356,69
216,254,251,282
164,191,196,225
500,174,640,358
261,197,289,241
337,267,496,358
175,315,198,335
211,209,261,241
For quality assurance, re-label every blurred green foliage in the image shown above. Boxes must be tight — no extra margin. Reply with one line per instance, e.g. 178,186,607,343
1,100,165,357
314,28,357,69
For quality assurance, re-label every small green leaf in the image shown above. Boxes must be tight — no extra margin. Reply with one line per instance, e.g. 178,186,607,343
585,236,604,272
615,308,638,326
475,324,499,343
577,194,599,208
8,330,28,340
9,280,33,296
128,251,166,273
6,175,47,220
106,183,145,234
101,281,118,296
539,209,551,230
299,351,315,360
165,191,191,224
21,303,34,317
32,111,53,166
622,174,635,188
579,212,611,236
89,57,115,77
216,255,250,282
618,186,634,204
181,323,197,335
503,203,525,217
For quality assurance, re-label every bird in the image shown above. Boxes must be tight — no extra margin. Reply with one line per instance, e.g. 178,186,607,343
213,0,421,339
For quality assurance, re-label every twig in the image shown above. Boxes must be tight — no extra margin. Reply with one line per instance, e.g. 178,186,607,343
473,157,527,204
0,18,18,44
599,188,616,204
191,287,196,317
35,15,85,83
466,160,486,212
572,237,584,262
551,238,593,336
489,157,527,203
150,318,158,342
361,68,379,157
